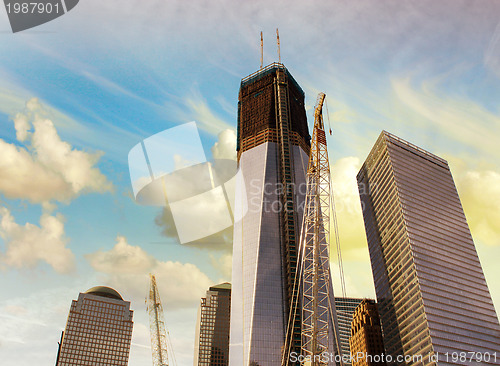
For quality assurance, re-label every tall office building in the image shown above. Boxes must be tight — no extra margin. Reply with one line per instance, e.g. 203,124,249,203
335,297,363,364
357,131,500,365
55,286,133,366
194,283,231,366
349,299,386,366
229,63,338,365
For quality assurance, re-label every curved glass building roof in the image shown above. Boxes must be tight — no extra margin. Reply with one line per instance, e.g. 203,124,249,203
85,286,123,300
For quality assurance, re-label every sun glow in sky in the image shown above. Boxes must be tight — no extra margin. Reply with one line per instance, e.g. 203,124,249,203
1,1,500,365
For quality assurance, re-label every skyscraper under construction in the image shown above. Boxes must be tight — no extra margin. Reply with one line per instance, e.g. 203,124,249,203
229,63,338,365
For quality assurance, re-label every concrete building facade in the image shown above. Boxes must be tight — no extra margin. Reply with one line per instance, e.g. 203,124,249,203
55,286,133,366
349,299,386,366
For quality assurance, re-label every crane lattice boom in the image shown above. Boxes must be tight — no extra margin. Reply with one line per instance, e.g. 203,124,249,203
300,93,337,365
147,274,170,366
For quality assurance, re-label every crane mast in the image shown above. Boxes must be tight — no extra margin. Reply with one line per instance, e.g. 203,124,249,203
147,274,170,366
300,93,335,365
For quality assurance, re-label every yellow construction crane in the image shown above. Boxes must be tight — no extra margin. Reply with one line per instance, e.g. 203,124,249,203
282,93,344,366
147,274,176,366
301,92,337,365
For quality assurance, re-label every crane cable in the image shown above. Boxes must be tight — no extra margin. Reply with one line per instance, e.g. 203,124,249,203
281,214,307,366
330,182,347,300
325,97,347,300
166,325,177,366
325,98,333,136
281,95,348,365
324,97,347,365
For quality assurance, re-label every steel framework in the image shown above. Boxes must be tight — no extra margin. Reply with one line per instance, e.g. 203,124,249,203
147,274,170,366
300,93,333,365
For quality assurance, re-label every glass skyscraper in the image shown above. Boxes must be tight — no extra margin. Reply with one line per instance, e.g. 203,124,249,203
230,63,310,365
229,63,338,365
194,283,231,366
335,297,363,365
357,131,500,365
55,286,134,366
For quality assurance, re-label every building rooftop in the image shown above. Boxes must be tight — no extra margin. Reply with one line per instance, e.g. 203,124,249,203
210,282,231,291
382,130,448,168
85,286,123,300
240,62,304,96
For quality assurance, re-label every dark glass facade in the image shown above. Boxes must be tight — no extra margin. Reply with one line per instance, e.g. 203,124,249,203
335,297,363,365
195,283,231,366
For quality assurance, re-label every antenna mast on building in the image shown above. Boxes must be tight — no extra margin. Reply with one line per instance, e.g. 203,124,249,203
147,274,176,366
276,28,281,63
260,31,264,69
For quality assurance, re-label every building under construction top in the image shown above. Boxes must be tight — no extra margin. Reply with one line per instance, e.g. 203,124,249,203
237,62,311,160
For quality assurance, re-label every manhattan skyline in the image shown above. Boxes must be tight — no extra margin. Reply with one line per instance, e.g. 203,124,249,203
0,1,500,365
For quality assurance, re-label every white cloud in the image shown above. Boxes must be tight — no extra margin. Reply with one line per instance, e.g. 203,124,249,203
186,95,233,135
211,129,237,161
86,236,213,309
173,153,198,170
0,98,113,205
0,207,75,274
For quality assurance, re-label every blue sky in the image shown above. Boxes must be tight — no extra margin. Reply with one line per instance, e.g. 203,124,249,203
1,1,500,365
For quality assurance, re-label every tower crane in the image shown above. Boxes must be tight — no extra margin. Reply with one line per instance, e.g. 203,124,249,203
147,274,176,366
282,93,343,365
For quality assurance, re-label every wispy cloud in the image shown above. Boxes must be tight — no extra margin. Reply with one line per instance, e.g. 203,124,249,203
184,93,234,135
484,21,500,78
0,285,90,364
392,77,500,160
